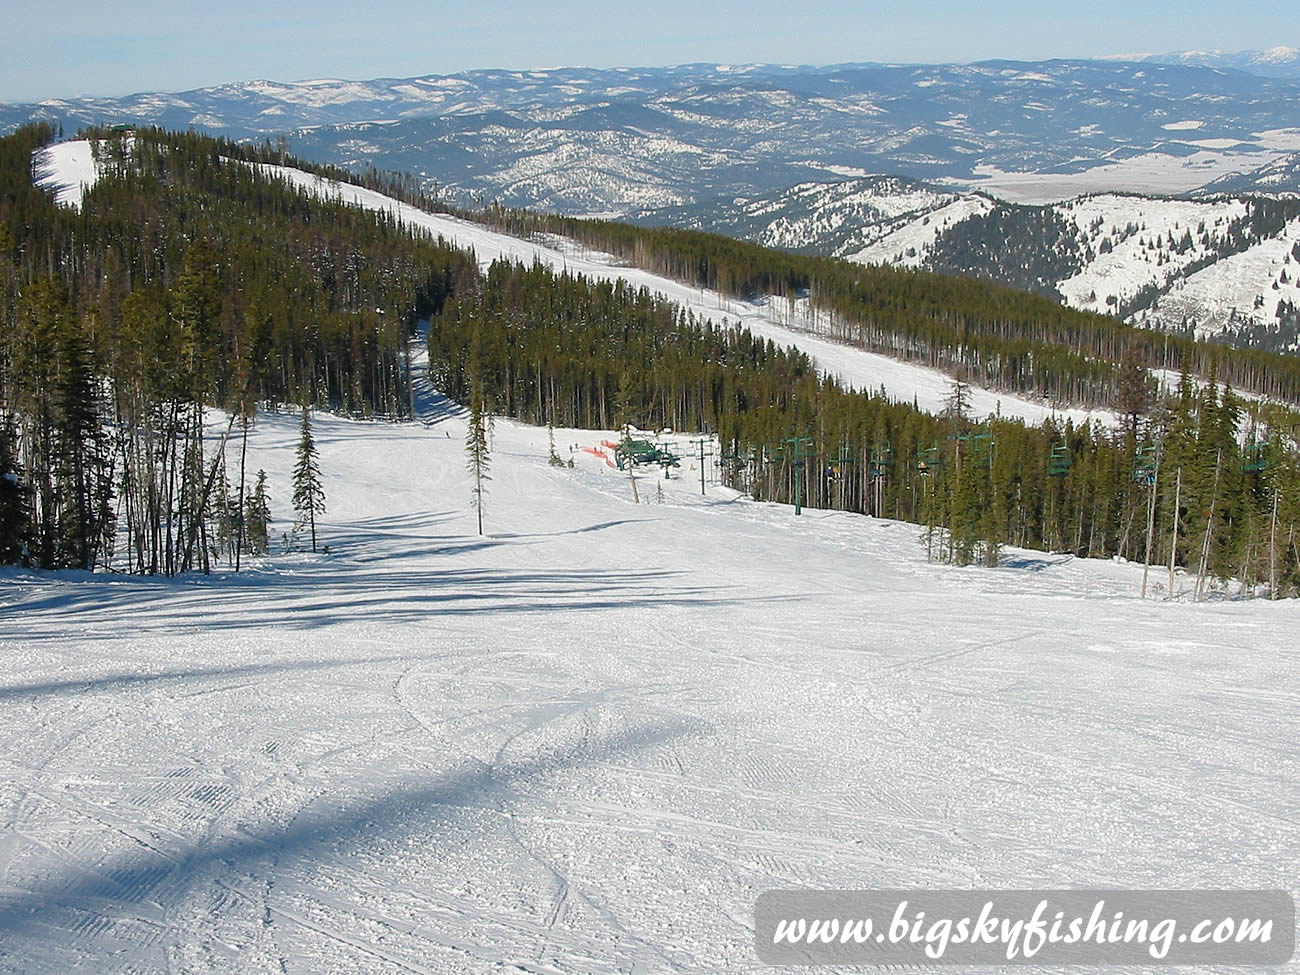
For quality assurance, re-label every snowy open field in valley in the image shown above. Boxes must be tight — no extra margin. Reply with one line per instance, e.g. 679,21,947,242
2,337,1299,973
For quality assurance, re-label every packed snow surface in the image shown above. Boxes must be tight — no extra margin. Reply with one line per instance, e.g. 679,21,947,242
1,337,1298,972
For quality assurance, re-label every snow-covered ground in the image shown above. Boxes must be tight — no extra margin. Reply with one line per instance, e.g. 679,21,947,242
760,295,1110,427
1057,195,1250,315
1149,217,1300,340
32,140,97,208
1,338,1298,973
960,150,1285,205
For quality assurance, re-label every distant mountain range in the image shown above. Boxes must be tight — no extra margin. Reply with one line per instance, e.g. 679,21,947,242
5,57,1300,217
11,53,1300,352
1118,46,1300,79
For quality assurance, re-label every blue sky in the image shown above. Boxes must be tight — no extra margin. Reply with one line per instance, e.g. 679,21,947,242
4,0,1292,101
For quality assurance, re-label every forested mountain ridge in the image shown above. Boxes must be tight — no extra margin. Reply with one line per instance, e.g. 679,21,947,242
10,57,1300,359
684,177,1300,352
6,126,1300,596
1,124,479,574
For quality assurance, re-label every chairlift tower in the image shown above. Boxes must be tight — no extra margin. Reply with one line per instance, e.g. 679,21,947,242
776,435,816,515
868,445,893,516
655,440,680,479
688,436,713,496
1047,442,1073,478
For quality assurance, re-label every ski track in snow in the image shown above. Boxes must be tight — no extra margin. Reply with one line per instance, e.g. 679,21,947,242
1,333,1298,973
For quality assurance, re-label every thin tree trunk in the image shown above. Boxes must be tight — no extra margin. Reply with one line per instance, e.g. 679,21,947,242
235,410,248,571
1141,451,1160,599
1195,449,1222,601
1269,487,1279,599
1167,467,1182,600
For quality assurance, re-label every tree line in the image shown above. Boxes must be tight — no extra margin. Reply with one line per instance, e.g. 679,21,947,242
471,204,1300,408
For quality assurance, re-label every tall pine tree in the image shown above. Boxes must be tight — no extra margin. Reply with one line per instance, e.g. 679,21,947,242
465,375,491,536
245,469,271,557
292,407,326,553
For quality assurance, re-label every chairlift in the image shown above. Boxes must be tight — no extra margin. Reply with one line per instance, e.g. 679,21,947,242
915,446,944,475
1047,442,1072,477
1132,445,1157,486
1242,442,1269,475
869,446,893,479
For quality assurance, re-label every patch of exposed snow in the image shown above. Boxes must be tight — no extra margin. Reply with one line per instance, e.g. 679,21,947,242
33,140,98,209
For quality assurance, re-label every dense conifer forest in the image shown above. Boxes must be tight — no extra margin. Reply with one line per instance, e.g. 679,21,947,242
3,124,1300,595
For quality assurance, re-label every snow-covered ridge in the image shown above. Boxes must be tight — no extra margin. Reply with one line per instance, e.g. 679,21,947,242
847,195,995,266
822,185,1300,343
26,140,1118,426
10,56,1300,222
1125,46,1300,78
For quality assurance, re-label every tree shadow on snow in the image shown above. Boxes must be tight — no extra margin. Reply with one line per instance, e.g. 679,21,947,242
0,713,701,950
4,564,794,643
996,555,1072,572
0,653,413,704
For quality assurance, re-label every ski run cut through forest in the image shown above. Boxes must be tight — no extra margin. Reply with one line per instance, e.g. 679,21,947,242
1,132,1299,973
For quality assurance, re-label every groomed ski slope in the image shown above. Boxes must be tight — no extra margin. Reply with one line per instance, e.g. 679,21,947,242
31,140,97,208
1,342,1298,973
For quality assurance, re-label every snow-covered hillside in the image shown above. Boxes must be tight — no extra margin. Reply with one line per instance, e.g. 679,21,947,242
664,176,962,258
847,195,996,266
1122,46,1300,79
253,158,1112,425
34,134,1300,351
837,188,1300,343
2,336,1296,972
1140,217,1300,340
1056,194,1250,315
31,140,1118,427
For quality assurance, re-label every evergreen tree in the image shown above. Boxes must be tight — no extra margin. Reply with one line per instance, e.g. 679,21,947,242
548,422,565,467
466,375,491,535
943,378,972,426
245,469,271,556
292,407,326,552
1116,344,1153,441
